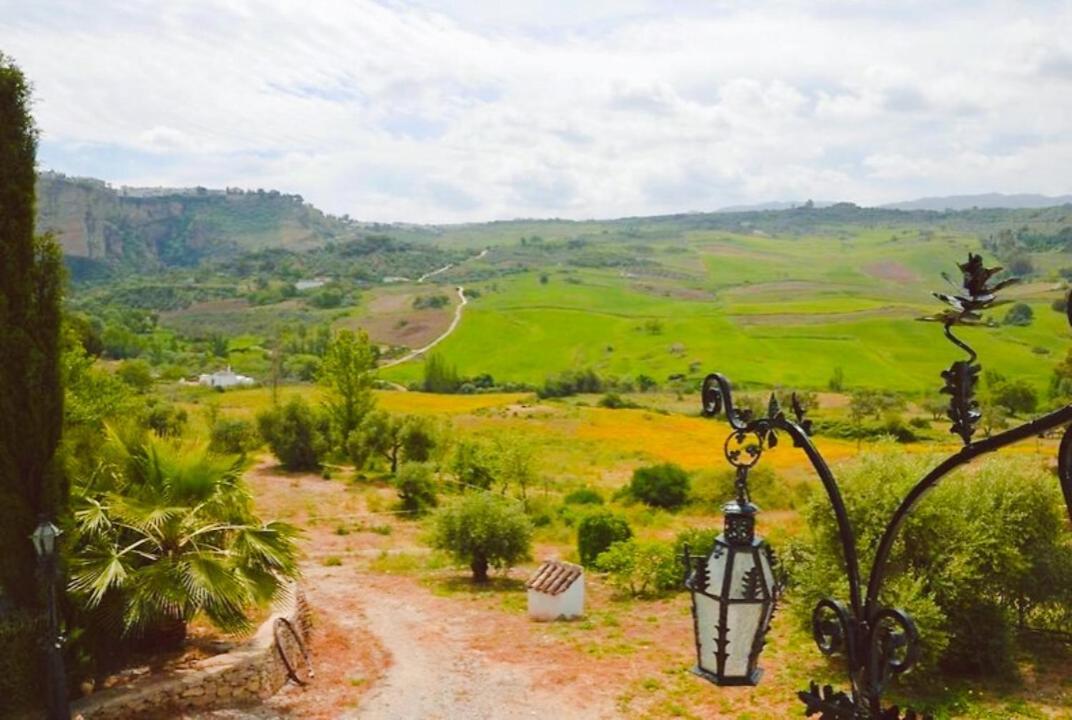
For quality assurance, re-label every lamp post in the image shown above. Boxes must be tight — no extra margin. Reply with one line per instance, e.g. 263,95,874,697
689,254,1072,720
31,518,69,720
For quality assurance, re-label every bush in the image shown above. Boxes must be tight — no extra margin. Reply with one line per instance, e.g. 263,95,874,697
431,492,532,582
786,453,1072,678
116,359,153,392
1003,302,1034,326
598,392,638,409
395,462,438,515
256,397,328,471
630,463,690,509
564,487,604,505
672,527,721,564
142,399,187,438
209,417,259,454
539,368,604,398
577,510,633,566
595,539,679,597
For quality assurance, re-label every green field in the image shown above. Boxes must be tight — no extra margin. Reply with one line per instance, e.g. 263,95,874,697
382,226,1070,393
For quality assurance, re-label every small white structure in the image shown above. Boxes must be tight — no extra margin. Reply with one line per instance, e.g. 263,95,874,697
198,366,255,389
526,560,584,621
295,277,331,291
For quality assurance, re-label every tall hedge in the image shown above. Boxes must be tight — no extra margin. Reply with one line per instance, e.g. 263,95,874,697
0,52,65,610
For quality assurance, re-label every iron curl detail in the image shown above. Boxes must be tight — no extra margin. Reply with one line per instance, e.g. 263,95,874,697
701,373,749,430
811,598,853,657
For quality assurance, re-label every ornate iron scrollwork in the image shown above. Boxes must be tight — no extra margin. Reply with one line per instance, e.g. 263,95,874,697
697,253,1072,719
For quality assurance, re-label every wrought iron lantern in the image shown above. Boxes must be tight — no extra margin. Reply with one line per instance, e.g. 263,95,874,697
684,461,778,685
688,254,1072,719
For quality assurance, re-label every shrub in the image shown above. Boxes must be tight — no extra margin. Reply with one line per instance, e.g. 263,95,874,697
210,417,259,454
1003,302,1034,326
394,462,438,515
595,539,679,597
577,510,633,566
672,527,720,565
116,359,153,392
431,492,532,582
564,488,604,505
539,368,604,398
630,463,690,509
142,399,187,438
598,392,638,409
256,396,328,471
786,453,1072,677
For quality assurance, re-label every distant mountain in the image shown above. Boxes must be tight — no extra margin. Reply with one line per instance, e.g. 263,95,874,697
716,200,840,212
881,193,1072,211
36,171,357,275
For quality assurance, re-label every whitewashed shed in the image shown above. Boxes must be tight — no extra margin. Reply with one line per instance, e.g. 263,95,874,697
526,560,584,621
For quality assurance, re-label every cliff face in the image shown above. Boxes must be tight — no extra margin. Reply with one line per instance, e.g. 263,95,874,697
35,172,350,271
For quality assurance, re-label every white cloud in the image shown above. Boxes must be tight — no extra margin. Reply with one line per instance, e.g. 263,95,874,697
2,0,1071,222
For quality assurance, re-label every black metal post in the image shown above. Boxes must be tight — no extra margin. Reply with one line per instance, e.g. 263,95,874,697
40,547,69,719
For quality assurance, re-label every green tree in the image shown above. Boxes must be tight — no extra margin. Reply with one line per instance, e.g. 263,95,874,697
319,329,377,448
209,417,259,455
394,462,438,514
1003,302,1034,326
577,511,633,566
431,493,532,582
257,397,328,471
594,539,679,597
450,439,495,490
349,412,440,473
116,358,154,393
0,53,66,613
422,353,460,393
629,463,690,509
69,432,300,649
788,453,1072,676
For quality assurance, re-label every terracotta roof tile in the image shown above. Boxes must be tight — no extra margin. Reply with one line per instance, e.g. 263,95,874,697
526,560,582,596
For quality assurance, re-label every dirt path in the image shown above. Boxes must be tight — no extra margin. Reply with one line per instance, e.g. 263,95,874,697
348,586,593,719
229,460,617,720
378,285,468,370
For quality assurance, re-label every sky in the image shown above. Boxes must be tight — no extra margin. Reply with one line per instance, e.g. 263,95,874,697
2,0,1071,223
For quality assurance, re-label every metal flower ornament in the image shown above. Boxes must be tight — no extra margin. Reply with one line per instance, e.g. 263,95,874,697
688,253,1072,720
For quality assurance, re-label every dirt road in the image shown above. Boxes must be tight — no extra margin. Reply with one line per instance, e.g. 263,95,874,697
219,461,616,720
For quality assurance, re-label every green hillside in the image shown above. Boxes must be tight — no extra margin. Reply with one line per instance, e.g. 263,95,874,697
381,222,1072,393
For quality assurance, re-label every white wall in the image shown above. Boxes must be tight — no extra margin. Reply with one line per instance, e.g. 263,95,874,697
527,578,584,621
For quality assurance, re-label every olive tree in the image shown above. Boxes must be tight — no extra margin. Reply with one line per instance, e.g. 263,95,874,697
431,493,532,582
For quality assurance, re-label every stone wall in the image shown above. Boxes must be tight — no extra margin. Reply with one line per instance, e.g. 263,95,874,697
71,588,310,720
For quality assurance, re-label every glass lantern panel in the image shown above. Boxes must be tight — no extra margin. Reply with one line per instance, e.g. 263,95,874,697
704,542,728,595
759,545,775,597
724,602,764,677
694,594,721,674
728,549,763,600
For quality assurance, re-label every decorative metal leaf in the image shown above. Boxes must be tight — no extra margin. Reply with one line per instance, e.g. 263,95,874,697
940,359,981,444
790,392,813,436
741,565,764,600
920,253,1018,327
798,681,857,720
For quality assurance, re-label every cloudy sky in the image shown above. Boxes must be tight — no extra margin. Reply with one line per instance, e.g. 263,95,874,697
2,0,1071,222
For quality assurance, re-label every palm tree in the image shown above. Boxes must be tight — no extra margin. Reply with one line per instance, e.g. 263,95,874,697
69,429,300,649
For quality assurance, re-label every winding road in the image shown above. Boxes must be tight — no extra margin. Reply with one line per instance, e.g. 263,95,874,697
378,248,487,371
378,285,468,370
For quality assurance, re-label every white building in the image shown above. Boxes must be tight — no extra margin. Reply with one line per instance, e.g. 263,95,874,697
526,560,584,621
198,366,255,389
